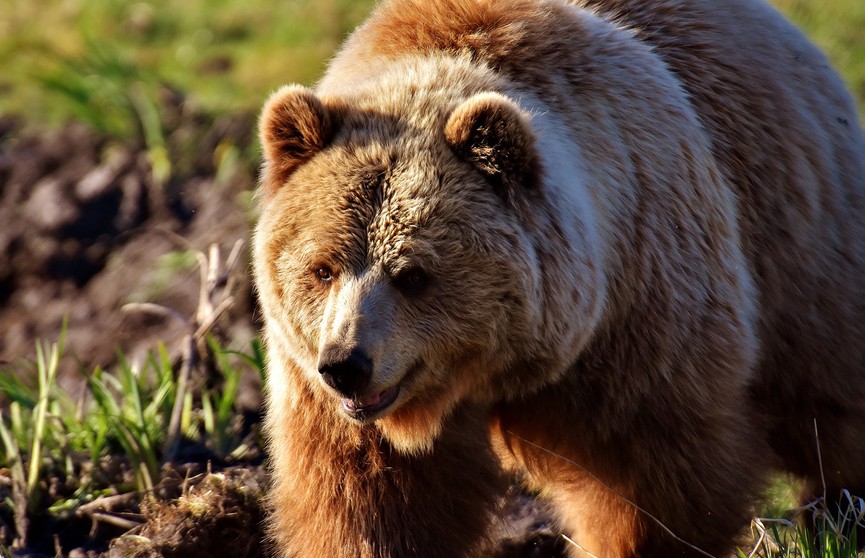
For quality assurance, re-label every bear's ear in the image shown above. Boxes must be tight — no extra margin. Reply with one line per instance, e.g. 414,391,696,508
444,92,540,199
259,85,335,194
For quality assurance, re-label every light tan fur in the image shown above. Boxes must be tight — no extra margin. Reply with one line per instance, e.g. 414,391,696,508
254,0,865,556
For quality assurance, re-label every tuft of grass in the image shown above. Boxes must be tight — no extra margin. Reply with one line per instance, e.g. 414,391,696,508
0,323,67,548
0,240,263,551
739,489,864,557
84,347,176,493
0,334,264,550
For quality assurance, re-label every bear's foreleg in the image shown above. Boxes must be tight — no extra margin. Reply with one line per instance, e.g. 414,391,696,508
494,385,768,558
545,408,766,558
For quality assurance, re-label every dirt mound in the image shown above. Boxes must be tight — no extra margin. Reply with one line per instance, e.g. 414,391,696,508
108,467,268,558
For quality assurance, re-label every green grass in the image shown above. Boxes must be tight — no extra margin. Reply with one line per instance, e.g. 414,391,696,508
0,332,263,549
738,481,864,558
0,332,66,546
0,0,376,132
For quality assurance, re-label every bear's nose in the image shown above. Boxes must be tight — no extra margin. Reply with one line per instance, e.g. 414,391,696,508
318,347,373,396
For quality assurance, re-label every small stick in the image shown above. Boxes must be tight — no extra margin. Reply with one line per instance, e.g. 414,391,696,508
91,511,143,531
77,492,138,515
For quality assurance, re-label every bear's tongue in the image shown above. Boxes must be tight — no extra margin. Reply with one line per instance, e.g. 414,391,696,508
342,386,399,414
354,392,382,407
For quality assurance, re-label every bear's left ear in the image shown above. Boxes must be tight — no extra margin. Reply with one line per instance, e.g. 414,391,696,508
444,92,540,199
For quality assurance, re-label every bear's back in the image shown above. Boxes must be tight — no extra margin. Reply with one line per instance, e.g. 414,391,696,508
589,0,865,445
582,0,865,320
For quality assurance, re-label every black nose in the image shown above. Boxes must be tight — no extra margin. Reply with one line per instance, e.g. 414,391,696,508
318,347,373,396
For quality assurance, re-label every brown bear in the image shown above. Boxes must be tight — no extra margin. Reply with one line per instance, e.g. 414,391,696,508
253,0,865,556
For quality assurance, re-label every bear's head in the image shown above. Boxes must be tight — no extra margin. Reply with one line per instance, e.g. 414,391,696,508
255,81,549,454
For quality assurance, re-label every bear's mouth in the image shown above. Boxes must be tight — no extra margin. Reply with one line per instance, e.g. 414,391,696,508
340,385,401,420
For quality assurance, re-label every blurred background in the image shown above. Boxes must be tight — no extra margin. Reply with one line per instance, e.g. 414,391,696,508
0,0,376,127
0,1,862,556
0,0,862,132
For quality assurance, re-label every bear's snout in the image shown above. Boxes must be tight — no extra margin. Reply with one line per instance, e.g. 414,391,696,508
318,346,373,397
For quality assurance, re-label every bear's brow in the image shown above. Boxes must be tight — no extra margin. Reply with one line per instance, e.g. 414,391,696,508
331,166,389,272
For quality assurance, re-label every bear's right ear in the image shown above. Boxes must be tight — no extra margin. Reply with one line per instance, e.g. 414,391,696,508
259,85,334,194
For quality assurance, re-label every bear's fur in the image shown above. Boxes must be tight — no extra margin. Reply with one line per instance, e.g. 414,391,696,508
253,0,865,556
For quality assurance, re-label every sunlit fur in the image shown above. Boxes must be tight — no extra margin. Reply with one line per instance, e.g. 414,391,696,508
254,0,865,556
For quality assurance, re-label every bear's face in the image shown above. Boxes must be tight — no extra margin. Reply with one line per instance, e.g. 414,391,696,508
256,85,544,453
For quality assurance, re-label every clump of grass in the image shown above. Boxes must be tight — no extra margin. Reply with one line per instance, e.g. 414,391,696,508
740,489,864,557
0,324,67,548
84,348,176,493
0,332,263,542
0,334,264,551
0,241,262,552
32,39,172,185
109,467,267,557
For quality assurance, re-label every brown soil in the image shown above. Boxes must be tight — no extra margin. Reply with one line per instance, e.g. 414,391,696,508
0,114,258,387
0,116,563,557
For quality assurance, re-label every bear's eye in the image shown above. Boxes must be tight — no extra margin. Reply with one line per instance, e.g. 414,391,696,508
393,267,429,296
315,265,335,283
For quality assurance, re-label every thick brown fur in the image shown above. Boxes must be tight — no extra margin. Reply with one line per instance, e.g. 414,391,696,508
254,0,865,556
